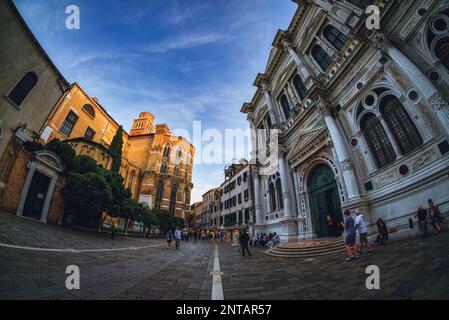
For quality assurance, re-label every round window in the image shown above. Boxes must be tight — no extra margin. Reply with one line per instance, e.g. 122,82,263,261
399,164,410,176
418,8,427,16
351,138,358,148
429,70,440,81
356,82,363,90
433,18,448,32
408,90,419,101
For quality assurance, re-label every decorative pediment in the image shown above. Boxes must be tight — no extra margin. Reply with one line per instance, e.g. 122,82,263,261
287,120,329,164
33,151,64,173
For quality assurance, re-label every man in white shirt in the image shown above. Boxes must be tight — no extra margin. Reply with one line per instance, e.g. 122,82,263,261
174,227,182,250
355,209,373,255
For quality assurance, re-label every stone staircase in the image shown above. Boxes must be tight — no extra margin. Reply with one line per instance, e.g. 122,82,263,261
264,238,346,258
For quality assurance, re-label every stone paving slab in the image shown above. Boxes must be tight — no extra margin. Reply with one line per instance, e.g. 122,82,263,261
216,231,449,300
1,211,449,300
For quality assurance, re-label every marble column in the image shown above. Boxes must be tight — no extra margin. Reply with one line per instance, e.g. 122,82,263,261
371,32,449,137
283,40,311,80
278,152,293,218
356,130,376,173
262,83,279,126
247,114,258,164
292,169,302,218
318,102,360,200
252,167,263,225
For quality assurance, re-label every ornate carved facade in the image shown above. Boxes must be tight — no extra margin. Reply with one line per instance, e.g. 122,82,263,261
241,0,449,240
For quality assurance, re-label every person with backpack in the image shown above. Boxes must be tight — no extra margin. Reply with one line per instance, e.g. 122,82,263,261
341,209,358,261
355,209,373,255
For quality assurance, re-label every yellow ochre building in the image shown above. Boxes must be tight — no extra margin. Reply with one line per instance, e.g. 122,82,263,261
41,83,194,221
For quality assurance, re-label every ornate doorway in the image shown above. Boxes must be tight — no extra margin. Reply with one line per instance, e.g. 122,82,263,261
17,151,64,223
308,164,342,238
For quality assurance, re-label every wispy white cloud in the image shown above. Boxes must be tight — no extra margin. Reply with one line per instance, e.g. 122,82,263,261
166,0,209,25
143,33,234,53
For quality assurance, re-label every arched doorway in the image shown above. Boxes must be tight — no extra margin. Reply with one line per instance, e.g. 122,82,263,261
308,164,342,238
17,151,64,223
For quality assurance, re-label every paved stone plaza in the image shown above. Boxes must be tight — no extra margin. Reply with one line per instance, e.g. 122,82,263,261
0,212,448,300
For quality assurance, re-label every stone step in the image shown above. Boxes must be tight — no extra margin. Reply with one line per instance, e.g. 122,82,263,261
264,239,346,258
274,241,345,253
264,247,345,258
268,245,345,256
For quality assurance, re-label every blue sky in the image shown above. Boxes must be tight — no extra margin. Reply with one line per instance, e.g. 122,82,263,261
14,0,297,202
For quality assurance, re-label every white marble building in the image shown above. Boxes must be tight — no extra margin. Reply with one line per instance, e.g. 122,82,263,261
241,0,449,241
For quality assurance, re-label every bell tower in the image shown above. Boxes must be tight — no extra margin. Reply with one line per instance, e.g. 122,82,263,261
130,112,156,136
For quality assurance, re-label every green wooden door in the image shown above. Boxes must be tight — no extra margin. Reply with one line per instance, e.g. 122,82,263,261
309,165,342,238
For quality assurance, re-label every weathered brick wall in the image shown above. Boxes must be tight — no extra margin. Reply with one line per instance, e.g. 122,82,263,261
0,148,30,213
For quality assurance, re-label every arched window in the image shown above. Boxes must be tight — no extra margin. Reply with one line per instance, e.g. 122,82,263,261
160,144,171,173
293,74,306,100
348,0,373,9
155,180,164,209
173,165,179,177
323,25,348,51
174,146,183,165
160,162,167,174
380,96,423,155
82,104,95,118
163,144,171,157
169,184,178,215
361,113,396,168
312,45,332,71
276,179,283,209
435,37,449,71
280,94,290,119
269,183,276,212
8,72,37,107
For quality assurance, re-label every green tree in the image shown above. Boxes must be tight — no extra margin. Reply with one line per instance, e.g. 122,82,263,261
109,126,123,173
61,170,112,228
73,155,99,174
98,168,131,230
175,217,185,229
139,207,159,236
155,209,175,234
46,139,76,173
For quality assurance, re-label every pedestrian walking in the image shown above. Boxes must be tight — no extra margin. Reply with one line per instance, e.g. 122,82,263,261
241,230,251,257
355,209,373,255
166,229,173,249
341,209,358,261
175,227,182,250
